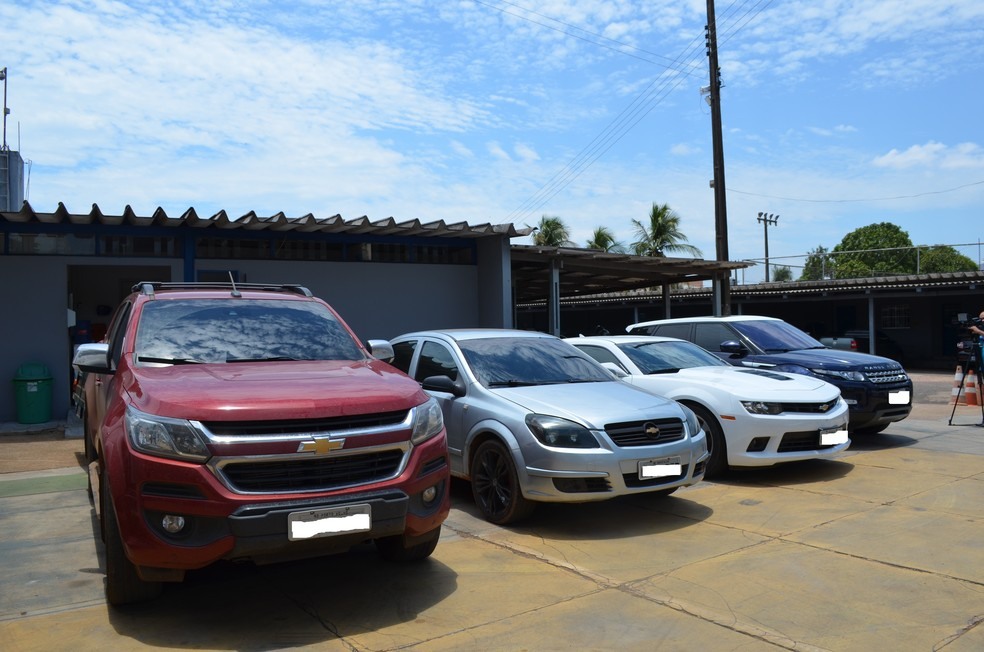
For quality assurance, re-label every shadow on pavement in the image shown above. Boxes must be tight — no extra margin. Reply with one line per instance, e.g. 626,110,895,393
717,458,855,487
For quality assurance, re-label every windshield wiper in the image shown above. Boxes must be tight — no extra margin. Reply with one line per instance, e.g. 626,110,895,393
487,379,542,387
136,356,204,365
226,356,299,363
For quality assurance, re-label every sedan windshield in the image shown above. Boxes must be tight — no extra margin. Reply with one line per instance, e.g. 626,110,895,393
134,299,364,364
458,337,612,387
618,340,728,374
731,320,824,353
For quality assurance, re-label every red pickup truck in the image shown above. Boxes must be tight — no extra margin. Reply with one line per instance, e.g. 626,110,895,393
73,282,450,605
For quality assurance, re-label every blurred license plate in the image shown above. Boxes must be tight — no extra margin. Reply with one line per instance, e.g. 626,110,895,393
639,457,682,479
820,427,849,446
889,390,910,405
288,504,371,541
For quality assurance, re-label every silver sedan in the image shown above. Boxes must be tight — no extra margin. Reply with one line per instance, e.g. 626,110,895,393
388,329,708,524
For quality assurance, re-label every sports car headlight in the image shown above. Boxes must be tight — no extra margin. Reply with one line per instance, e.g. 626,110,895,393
411,397,445,444
741,401,785,415
525,414,600,448
811,368,866,382
124,406,210,462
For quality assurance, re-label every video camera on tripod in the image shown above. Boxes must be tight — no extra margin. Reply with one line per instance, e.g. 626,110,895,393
953,313,984,360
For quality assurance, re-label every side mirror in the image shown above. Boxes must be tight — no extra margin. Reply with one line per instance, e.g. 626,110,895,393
601,362,629,378
719,340,747,357
421,375,466,397
366,339,395,363
73,342,112,374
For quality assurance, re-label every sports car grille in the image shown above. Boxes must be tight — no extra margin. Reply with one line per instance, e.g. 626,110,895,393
778,399,840,414
777,431,840,453
220,450,405,493
605,418,685,447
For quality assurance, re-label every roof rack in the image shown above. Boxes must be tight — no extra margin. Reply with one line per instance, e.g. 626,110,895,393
132,282,313,297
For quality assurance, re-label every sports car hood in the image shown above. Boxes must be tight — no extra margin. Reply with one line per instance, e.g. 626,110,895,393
120,358,428,421
670,366,840,401
748,348,903,370
491,381,684,428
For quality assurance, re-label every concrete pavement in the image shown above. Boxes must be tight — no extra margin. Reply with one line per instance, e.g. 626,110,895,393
1,372,983,650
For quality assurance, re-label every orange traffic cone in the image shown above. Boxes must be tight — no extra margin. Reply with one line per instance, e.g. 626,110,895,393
952,365,965,405
967,371,979,406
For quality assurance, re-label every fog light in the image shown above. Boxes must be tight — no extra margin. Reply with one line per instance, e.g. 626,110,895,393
421,485,438,505
161,514,186,534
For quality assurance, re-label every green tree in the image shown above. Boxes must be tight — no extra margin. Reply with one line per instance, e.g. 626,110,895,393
530,215,574,247
832,222,916,278
800,245,834,280
917,245,978,273
585,226,625,253
771,265,793,282
630,203,703,257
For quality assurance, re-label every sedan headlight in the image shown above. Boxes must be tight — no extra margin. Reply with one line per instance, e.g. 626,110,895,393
678,404,702,439
125,406,210,462
811,368,866,382
741,401,784,415
525,414,600,448
411,397,445,444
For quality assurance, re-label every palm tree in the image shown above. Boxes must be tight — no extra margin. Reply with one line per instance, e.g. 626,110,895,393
630,203,703,258
531,215,575,247
585,226,625,253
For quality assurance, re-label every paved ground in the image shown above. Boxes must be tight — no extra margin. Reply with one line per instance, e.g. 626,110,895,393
1,371,982,651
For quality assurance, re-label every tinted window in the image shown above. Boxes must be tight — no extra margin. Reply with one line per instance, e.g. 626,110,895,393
617,340,728,373
731,320,824,352
415,341,459,382
694,323,739,351
134,299,363,363
458,337,611,387
652,323,691,340
391,340,417,373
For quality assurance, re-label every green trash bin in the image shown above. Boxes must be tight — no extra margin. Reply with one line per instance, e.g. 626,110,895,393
13,362,53,424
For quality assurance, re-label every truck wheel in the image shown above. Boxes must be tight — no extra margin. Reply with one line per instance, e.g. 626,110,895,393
688,403,728,478
470,440,535,524
375,526,441,561
103,487,163,606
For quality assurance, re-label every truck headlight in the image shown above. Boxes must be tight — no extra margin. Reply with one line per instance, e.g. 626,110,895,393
125,405,210,462
811,368,865,382
526,414,600,448
411,397,445,444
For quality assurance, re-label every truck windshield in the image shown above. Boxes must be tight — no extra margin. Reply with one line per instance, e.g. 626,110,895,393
134,299,364,364
731,320,824,353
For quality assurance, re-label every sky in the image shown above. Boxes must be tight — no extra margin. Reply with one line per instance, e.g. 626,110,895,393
2,0,983,283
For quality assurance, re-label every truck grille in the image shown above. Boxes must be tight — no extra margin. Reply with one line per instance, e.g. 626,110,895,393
864,366,909,384
201,411,409,437
605,418,685,447
219,450,405,493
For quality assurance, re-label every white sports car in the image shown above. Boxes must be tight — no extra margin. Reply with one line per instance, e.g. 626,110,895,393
565,335,850,476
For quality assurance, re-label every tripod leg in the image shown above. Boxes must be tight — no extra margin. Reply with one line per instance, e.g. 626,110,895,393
948,361,971,425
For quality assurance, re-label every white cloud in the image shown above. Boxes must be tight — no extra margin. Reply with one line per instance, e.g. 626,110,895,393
873,142,984,170
514,143,540,162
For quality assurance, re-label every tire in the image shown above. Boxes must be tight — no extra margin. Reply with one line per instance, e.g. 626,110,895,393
103,484,163,606
687,403,728,478
470,440,535,524
375,526,441,562
82,410,96,464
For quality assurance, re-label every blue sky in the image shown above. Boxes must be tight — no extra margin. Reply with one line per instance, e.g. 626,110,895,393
2,0,983,282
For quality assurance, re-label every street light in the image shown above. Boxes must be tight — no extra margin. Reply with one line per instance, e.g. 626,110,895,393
757,212,779,282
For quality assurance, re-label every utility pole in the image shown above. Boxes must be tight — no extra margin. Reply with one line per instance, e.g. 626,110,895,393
757,212,779,282
706,0,730,315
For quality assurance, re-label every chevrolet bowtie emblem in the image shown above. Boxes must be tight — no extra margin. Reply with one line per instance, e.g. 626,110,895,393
298,438,345,454
643,422,661,438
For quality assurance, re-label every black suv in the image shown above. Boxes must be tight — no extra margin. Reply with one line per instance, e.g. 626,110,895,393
626,316,912,434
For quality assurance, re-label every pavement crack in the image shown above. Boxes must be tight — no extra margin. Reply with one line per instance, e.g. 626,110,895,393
933,613,984,650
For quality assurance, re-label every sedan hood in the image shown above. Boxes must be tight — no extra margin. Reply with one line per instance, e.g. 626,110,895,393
492,381,683,428
665,367,839,401
747,348,903,370
121,358,427,421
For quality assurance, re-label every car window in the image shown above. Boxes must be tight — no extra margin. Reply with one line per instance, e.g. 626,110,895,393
572,344,627,372
108,301,133,368
617,340,728,373
134,299,364,363
694,323,737,351
652,323,691,340
458,336,611,387
415,341,459,381
391,340,417,374
731,320,824,352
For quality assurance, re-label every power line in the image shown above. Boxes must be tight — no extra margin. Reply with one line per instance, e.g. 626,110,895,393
728,179,984,203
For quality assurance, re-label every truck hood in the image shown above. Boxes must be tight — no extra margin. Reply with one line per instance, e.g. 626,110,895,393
120,359,428,421
491,381,684,428
743,348,903,371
